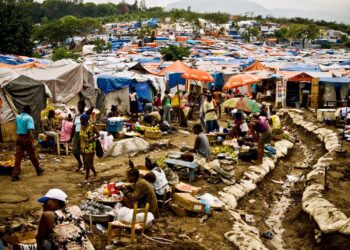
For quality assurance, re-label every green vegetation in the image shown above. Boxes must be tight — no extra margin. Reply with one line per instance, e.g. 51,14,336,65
0,0,33,55
0,0,349,55
160,45,191,61
51,47,79,61
93,38,111,53
33,16,100,47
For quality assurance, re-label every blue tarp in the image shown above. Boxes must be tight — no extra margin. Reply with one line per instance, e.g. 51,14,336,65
168,73,186,89
97,75,152,112
280,63,320,72
340,60,350,66
146,18,158,28
319,77,350,84
155,37,169,41
136,47,159,53
211,72,224,89
135,57,161,63
186,40,201,45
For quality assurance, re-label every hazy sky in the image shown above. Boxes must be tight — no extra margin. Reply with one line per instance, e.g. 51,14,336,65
94,0,349,13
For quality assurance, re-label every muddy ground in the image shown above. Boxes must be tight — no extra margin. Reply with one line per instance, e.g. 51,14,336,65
0,112,350,249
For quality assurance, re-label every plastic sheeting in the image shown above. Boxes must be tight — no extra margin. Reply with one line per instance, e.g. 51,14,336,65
105,137,150,157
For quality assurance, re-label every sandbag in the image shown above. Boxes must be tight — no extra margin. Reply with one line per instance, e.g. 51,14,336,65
223,184,246,200
218,191,237,209
244,171,261,183
240,180,256,194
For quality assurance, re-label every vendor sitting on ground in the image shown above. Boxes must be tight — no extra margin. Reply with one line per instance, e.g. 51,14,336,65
192,124,211,159
249,114,272,164
230,109,249,138
121,163,159,218
143,157,169,198
36,188,94,250
143,111,161,126
107,105,119,118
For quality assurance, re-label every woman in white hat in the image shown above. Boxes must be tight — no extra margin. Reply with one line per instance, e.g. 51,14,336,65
36,188,94,250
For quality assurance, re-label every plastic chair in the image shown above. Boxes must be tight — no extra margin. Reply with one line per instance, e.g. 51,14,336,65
107,203,149,244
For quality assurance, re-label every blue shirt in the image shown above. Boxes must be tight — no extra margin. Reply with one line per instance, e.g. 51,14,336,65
16,113,35,135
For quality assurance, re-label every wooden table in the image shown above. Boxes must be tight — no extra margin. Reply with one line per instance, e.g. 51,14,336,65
165,159,199,182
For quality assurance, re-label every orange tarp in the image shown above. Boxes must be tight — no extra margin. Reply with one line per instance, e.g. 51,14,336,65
145,43,158,47
157,60,191,76
176,36,187,43
181,69,214,82
245,61,268,72
223,74,259,90
0,62,46,69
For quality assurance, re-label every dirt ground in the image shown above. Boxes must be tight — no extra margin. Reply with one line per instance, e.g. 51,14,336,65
1,112,350,249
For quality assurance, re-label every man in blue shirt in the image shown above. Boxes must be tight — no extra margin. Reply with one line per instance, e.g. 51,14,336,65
12,105,45,181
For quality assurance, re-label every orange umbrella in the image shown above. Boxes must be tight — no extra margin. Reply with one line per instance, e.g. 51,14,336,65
181,69,214,82
223,74,259,90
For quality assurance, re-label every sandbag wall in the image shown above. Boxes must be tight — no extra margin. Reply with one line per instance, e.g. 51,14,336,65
220,139,294,249
284,109,350,235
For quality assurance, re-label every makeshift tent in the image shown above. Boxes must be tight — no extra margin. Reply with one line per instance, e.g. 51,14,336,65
245,61,268,72
319,77,350,104
157,60,191,76
0,69,49,141
97,72,153,113
12,60,95,104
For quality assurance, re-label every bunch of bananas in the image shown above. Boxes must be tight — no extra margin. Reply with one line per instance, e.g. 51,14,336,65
0,160,15,167
156,158,167,169
211,146,235,155
146,126,161,133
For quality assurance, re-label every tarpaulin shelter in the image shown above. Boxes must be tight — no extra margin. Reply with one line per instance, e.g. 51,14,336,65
0,69,49,141
157,60,191,76
245,61,268,72
97,72,153,113
11,60,95,104
0,62,47,69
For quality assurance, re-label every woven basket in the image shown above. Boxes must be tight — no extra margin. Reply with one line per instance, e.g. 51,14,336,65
145,130,162,139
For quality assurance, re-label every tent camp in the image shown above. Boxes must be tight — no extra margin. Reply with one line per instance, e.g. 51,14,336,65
0,69,49,142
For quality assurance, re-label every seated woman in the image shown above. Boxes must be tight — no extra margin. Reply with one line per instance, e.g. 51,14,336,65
60,114,73,142
121,163,159,219
143,111,161,126
43,110,60,140
143,157,169,198
36,188,94,250
108,105,119,118
192,124,211,159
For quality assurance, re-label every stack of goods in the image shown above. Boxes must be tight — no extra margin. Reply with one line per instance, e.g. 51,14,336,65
0,159,15,174
211,145,238,160
86,183,124,203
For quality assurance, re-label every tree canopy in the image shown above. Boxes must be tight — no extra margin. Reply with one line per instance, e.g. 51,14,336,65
0,0,33,55
160,45,191,61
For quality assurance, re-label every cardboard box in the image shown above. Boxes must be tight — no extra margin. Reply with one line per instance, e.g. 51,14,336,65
173,193,204,212
170,203,188,217
175,182,201,196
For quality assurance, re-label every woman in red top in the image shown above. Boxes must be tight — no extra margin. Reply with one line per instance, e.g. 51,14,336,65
154,93,162,110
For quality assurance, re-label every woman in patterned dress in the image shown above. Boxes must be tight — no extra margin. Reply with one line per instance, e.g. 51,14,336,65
79,114,100,181
36,188,94,250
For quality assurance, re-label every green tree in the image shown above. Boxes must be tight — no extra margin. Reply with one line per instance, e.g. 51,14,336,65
160,45,191,61
93,38,104,53
51,47,79,61
288,24,319,48
341,34,348,43
0,0,33,55
274,27,288,40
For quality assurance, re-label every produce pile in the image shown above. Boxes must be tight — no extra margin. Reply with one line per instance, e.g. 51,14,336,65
86,183,124,203
211,146,237,159
0,160,14,167
156,157,167,169
145,126,161,133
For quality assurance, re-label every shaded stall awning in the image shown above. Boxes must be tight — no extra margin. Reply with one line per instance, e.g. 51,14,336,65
181,69,214,82
319,77,350,84
223,73,259,90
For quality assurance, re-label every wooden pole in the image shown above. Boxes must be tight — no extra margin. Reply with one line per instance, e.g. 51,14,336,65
176,83,181,127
